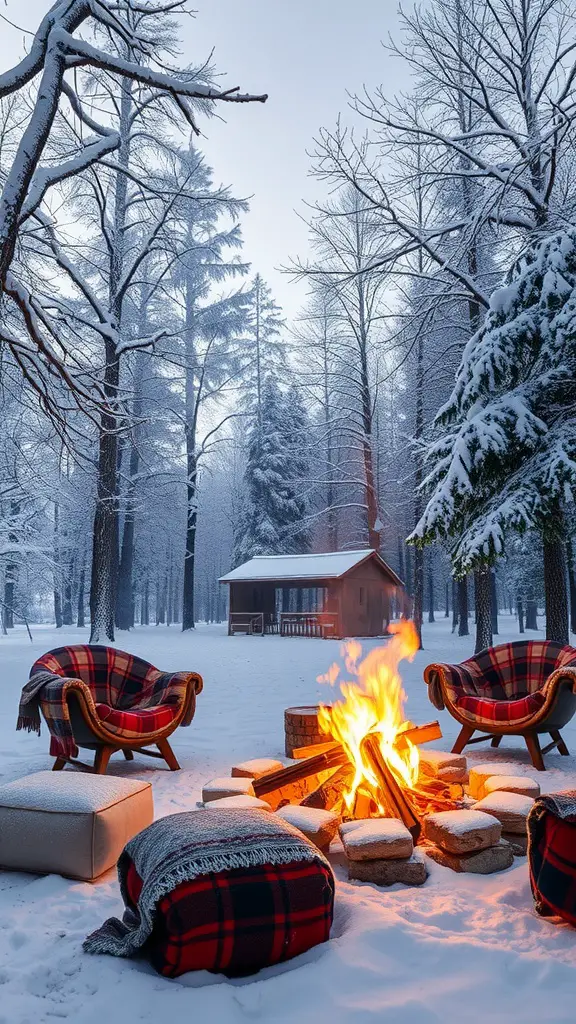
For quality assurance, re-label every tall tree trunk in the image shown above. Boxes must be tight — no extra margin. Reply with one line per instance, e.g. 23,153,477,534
89,78,132,643
543,538,569,644
474,566,492,653
445,580,450,617
427,552,435,623
452,579,458,632
457,577,469,636
76,566,85,628
490,571,498,636
3,563,16,628
517,594,525,633
53,502,62,628
566,539,576,634
525,587,538,630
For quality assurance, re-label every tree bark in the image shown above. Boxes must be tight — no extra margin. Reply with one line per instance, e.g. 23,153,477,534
457,577,469,636
525,587,538,630
490,571,498,635
3,564,16,628
427,553,435,623
566,539,576,634
543,538,569,644
76,566,85,628
474,566,492,654
452,579,458,633
517,593,525,633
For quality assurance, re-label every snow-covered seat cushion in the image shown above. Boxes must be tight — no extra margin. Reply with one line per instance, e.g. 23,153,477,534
0,771,153,881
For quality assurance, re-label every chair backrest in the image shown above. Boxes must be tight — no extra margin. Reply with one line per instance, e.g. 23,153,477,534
465,640,567,698
30,645,158,708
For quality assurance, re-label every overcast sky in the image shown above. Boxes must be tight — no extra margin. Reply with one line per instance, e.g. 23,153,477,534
1,1,412,318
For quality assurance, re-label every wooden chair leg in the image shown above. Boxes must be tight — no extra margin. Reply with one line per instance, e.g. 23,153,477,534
94,746,116,775
123,749,134,761
524,732,545,771
452,724,475,754
550,730,570,756
157,737,180,771
491,735,503,748
52,757,66,771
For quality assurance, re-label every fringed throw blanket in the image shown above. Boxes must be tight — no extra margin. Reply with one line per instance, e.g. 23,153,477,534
84,808,334,970
17,645,198,758
528,790,576,926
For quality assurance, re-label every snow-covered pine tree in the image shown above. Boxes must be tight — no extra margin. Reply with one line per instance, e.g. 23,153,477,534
234,376,310,564
412,227,576,644
279,384,312,554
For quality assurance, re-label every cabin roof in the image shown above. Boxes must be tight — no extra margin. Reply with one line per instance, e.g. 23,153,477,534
219,549,403,585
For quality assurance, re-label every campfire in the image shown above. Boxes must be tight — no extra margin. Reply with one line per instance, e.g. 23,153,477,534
252,621,464,840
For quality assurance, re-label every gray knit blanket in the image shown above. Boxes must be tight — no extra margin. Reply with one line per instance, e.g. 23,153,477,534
84,808,331,958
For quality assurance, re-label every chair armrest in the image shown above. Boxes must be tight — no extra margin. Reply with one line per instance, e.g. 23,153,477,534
543,666,576,696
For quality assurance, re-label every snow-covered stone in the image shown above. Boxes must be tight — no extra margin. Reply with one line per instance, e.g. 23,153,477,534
275,804,339,849
419,750,467,778
424,809,501,853
204,795,272,812
202,777,255,803
340,818,414,861
426,838,514,874
348,851,428,886
473,791,534,834
482,775,541,800
231,758,283,779
468,763,535,799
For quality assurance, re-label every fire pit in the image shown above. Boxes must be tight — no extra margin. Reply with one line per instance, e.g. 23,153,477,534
203,621,539,881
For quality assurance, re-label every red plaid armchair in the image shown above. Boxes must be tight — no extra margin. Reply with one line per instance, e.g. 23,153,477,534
424,641,576,771
29,645,203,774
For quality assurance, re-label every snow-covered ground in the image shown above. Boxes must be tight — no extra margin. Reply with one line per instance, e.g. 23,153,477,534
1,616,576,1023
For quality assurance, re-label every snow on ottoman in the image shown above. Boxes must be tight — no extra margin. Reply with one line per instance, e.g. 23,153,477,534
0,771,153,881
84,808,335,977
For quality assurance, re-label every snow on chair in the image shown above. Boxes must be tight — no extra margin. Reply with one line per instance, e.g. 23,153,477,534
23,645,203,774
424,641,576,771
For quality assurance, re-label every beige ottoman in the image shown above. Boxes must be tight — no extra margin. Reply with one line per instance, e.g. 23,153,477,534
0,771,153,881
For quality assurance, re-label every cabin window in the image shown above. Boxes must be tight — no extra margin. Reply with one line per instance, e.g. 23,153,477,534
359,587,365,605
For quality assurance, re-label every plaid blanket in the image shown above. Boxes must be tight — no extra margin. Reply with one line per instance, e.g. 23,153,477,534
18,645,200,758
528,790,576,926
84,809,334,976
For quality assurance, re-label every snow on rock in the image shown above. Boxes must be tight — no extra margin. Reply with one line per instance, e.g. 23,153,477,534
425,808,500,837
473,791,535,833
469,762,537,799
204,795,272,811
340,818,414,861
201,776,255,802
275,804,339,848
231,758,283,778
483,774,541,799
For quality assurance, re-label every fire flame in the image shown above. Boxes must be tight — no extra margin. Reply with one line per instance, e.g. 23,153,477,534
318,620,420,815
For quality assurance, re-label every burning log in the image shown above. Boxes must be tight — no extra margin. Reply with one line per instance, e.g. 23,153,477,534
360,733,421,841
301,765,354,813
290,720,442,762
252,745,349,799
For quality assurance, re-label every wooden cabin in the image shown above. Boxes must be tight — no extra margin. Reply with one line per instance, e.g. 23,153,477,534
219,550,403,638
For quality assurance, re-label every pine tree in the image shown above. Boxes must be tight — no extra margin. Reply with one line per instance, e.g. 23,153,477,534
234,376,310,564
412,227,576,643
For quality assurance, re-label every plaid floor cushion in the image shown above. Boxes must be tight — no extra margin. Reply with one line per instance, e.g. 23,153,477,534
95,703,179,737
528,792,576,927
455,690,546,726
126,857,335,977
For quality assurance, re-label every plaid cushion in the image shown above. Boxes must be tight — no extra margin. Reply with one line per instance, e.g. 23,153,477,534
95,703,179,738
455,690,546,726
28,645,200,757
125,858,334,978
529,794,576,927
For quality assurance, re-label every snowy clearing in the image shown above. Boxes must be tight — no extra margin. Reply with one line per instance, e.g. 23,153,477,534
1,616,576,1023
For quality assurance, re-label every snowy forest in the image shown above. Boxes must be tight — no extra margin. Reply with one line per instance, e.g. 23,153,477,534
2,0,576,654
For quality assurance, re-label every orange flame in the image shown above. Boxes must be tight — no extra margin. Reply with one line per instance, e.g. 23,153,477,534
318,620,420,815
